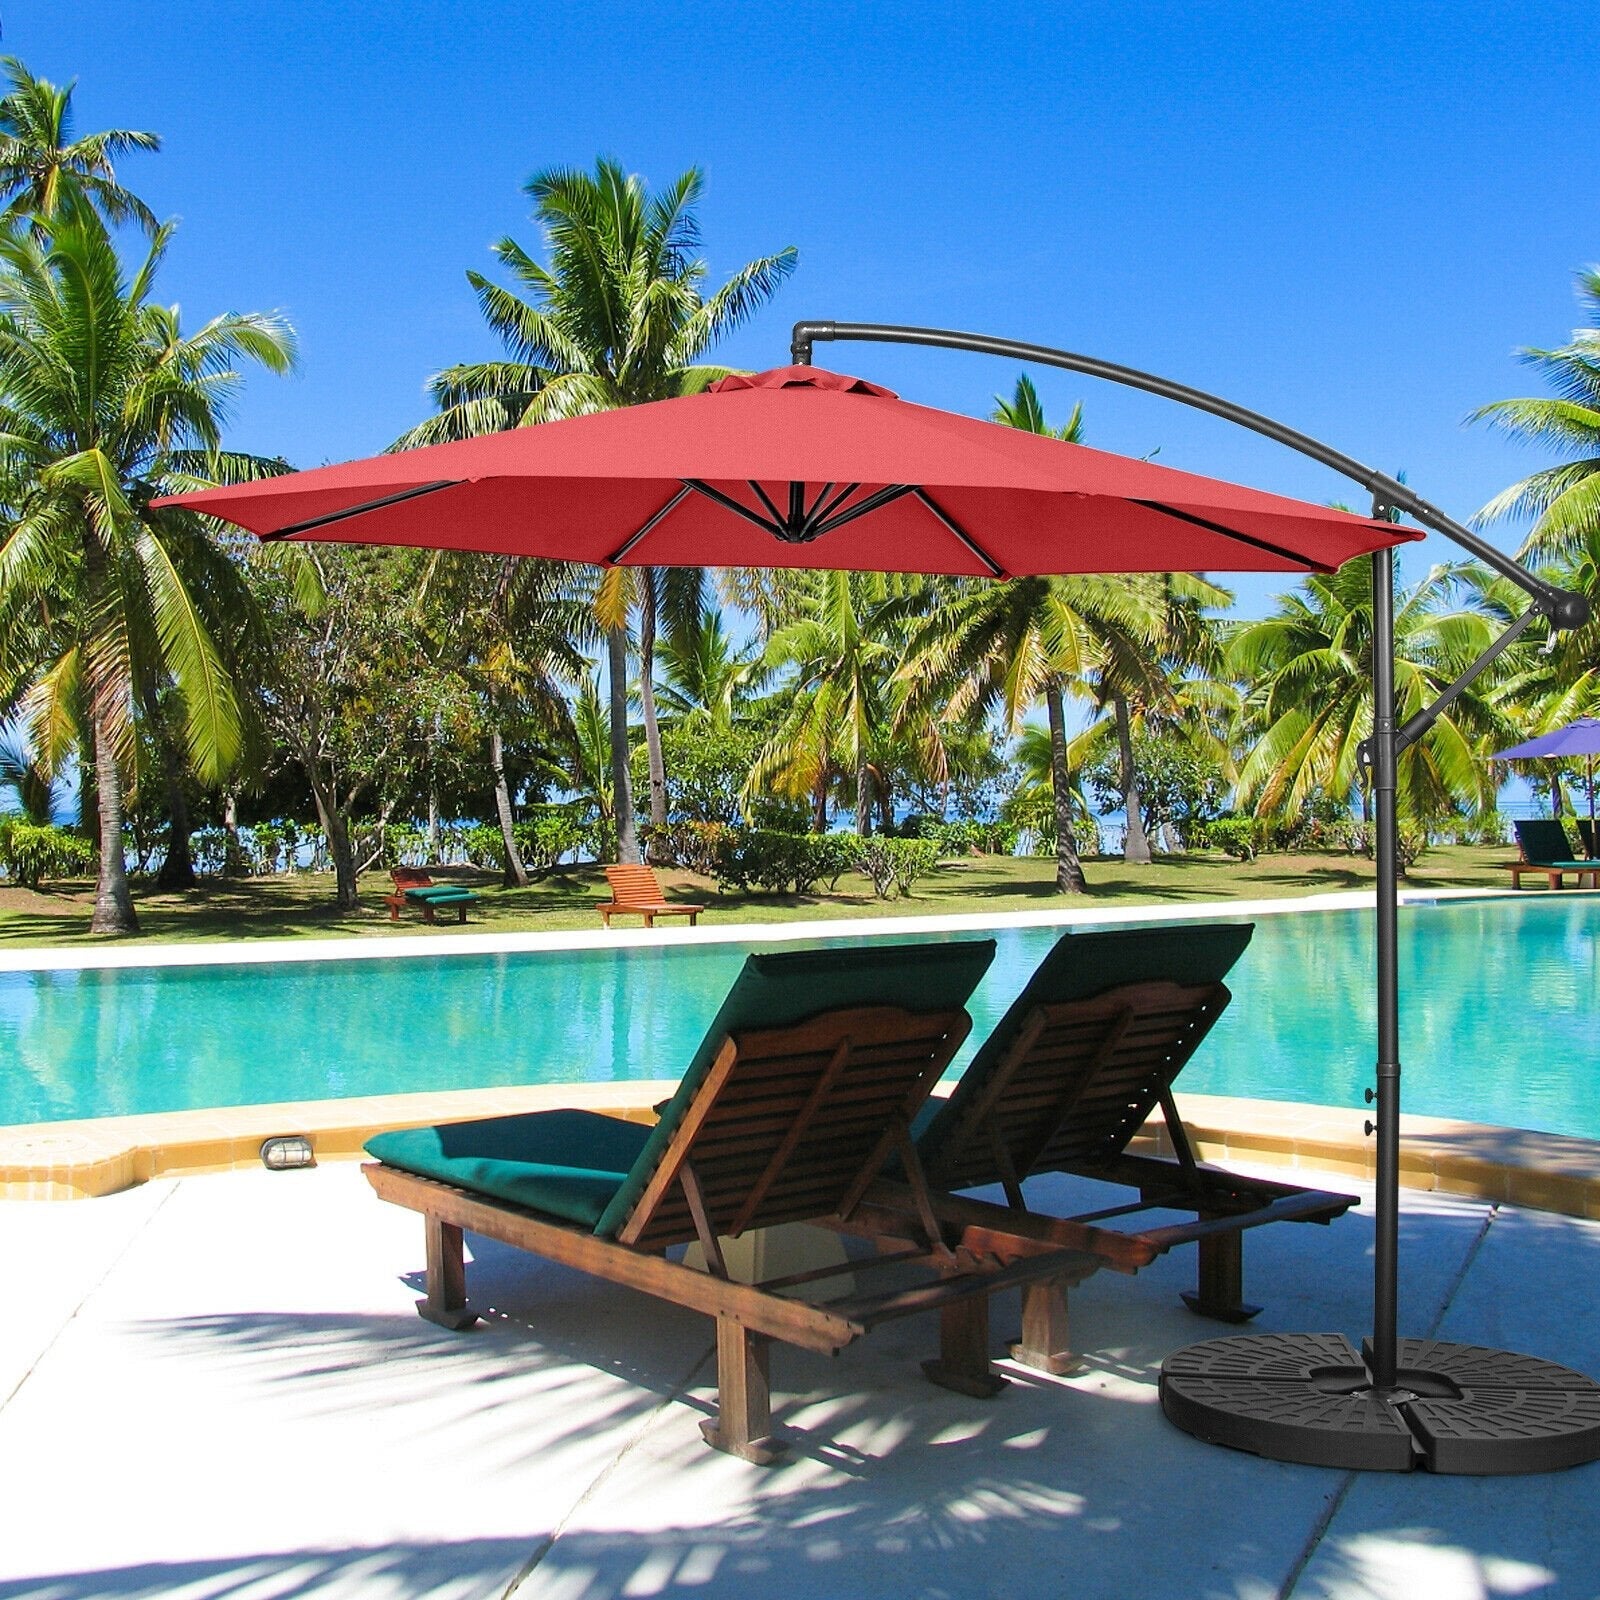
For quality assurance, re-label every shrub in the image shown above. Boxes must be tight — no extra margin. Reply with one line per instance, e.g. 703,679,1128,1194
460,823,505,872
251,823,285,876
513,806,587,876
0,820,94,888
384,821,426,868
1203,816,1259,862
709,828,859,894
643,820,733,876
856,837,940,899
713,829,802,893
190,826,229,875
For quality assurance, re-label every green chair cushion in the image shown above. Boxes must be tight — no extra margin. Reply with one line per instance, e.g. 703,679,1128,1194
404,885,479,902
915,922,1253,1173
365,1109,652,1228
367,939,996,1237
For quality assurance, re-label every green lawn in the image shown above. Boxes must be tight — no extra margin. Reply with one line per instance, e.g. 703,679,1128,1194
0,845,1526,948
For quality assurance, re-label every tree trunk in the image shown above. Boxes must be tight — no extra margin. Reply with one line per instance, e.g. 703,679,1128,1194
812,778,828,833
639,574,668,830
222,787,247,877
154,772,197,891
310,787,358,915
88,708,139,934
1115,696,1153,865
1045,678,1088,894
426,789,440,863
606,625,640,864
855,759,871,837
490,724,528,888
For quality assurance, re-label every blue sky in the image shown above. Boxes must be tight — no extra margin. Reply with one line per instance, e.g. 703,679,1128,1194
16,1,1597,617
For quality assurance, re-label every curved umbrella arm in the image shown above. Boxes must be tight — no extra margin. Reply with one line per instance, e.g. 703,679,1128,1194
790,320,1590,633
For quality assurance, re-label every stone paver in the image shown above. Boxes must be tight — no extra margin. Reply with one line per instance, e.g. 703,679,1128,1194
0,1162,1593,1600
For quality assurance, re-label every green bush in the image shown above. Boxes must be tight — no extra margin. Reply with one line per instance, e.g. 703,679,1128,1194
460,823,505,871
710,828,859,894
251,823,285,875
513,806,587,876
856,837,940,899
899,816,1019,857
1202,816,1259,862
0,819,94,888
642,820,732,876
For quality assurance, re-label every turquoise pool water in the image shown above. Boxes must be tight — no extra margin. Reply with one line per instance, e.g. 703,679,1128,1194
2,898,1597,1136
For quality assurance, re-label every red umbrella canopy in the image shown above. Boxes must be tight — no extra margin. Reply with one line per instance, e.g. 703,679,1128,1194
157,366,1421,577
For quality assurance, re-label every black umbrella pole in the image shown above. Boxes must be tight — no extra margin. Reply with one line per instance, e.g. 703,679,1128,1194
1369,547,1402,1389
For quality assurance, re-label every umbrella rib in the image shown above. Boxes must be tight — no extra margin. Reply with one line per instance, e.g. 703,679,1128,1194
681,478,785,536
913,489,1006,578
812,483,916,538
803,483,858,534
607,483,696,564
748,479,787,527
802,482,837,527
260,480,464,542
1130,499,1335,573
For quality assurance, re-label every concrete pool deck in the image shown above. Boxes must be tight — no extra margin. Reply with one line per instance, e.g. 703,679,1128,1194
0,1158,1596,1599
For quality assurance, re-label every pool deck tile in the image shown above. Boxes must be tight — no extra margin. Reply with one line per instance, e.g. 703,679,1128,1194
0,1160,1595,1599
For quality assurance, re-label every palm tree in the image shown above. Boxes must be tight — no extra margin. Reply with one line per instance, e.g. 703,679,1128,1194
417,554,591,885
0,198,294,932
984,376,1219,868
993,373,1084,442
901,574,1165,892
0,732,55,823
750,572,902,835
1460,541,1600,815
1472,268,1600,563
655,606,767,731
1229,563,1512,833
0,57,159,233
398,158,796,861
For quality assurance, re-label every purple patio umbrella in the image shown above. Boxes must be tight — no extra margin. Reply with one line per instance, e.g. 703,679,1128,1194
1493,717,1600,849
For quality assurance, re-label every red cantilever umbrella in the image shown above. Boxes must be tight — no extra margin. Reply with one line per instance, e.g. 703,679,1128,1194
155,366,1419,575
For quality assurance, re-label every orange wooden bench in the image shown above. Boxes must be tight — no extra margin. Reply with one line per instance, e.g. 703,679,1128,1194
597,863,705,927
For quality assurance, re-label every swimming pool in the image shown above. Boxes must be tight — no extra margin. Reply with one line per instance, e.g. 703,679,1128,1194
2,898,1596,1136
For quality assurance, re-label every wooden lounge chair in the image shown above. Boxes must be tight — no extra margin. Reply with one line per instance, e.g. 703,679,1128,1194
363,941,1107,1462
596,862,705,927
909,924,1357,1375
385,865,479,924
1501,820,1599,890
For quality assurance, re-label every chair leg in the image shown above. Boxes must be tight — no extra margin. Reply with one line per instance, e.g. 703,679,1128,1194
1180,1230,1262,1322
417,1216,478,1331
700,1313,785,1464
1008,1278,1080,1375
922,1293,1007,1397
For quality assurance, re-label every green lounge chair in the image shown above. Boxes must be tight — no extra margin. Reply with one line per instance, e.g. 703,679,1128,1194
386,866,480,924
910,924,1357,1375
1503,819,1599,890
364,940,1105,1462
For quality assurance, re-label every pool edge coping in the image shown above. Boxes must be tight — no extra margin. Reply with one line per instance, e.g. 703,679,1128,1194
4,1083,1596,1223
0,885,1518,974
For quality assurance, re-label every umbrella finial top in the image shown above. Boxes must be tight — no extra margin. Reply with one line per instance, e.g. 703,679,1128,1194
709,365,898,399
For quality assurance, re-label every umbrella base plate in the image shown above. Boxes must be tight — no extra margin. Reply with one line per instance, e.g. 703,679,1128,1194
1160,1333,1600,1474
